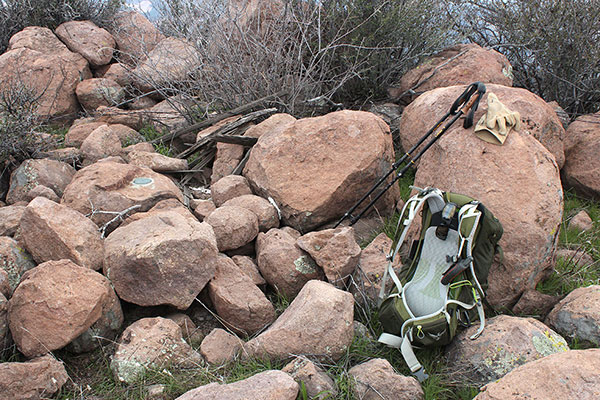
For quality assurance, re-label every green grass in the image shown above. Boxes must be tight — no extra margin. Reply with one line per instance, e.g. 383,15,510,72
138,124,175,157
537,190,600,296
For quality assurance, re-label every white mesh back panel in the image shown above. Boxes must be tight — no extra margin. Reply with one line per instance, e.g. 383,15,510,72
403,227,459,317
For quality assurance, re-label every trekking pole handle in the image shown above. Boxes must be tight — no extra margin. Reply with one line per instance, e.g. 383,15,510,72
449,82,486,128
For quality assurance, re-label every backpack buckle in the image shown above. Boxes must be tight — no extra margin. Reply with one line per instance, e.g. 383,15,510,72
413,367,429,382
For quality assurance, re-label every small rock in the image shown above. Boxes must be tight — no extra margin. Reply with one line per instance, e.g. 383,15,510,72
0,204,25,236
76,78,125,111
255,228,323,298
351,233,401,306
211,175,253,207
166,313,203,345
8,259,123,357
80,124,123,165
546,285,600,347
192,199,216,222
243,113,296,139
6,159,75,204
512,289,562,318
0,271,10,299
211,142,244,184
26,185,60,202
20,197,104,270
349,358,423,400
146,384,167,399
222,194,280,232
129,96,158,110
445,315,569,386
175,370,298,400
127,150,188,172
109,124,145,146
102,63,134,87
556,248,595,268
64,121,106,147
569,210,594,232
205,206,259,252
282,356,337,400
244,280,354,362
208,254,275,335
0,237,36,295
0,293,10,354
547,100,570,129
231,255,266,286
474,349,600,399
93,106,146,130
111,317,202,384
296,227,361,287
0,355,69,400
200,328,243,365
122,142,156,154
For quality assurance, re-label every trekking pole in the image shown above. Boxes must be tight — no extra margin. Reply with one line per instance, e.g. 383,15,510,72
334,82,486,228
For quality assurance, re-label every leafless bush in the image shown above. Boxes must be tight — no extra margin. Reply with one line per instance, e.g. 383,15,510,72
0,80,43,165
131,0,455,116
451,0,600,117
0,0,124,53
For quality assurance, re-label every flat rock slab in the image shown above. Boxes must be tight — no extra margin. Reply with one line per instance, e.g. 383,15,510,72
104,211,218,309
175,370,298,400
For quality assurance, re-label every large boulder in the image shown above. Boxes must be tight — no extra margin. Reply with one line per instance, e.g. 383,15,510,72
132,37,200,94
8,259,123,357
104,211,218,309
110,11,164,66
546,285,600,347
348,358,424,400
20,197,104,270
176,370,298,400
243,110,400,232
55,20,116,67
399,84,565,168
402,85,563,308
296,227,361,287
562,111,600,200
8,26,69,54
61,161,183,228
445,315,569,386
0,237,36,296
0,45,91,119
0,355,69,400
474,349,600,399
6,159,75,204
391,43,513,103
208,255,275,335
255,228,323,298
244,280,354,362
76,78,125,111
111,317,202,384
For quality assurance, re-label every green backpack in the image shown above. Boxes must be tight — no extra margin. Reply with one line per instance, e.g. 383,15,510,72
377,187,503,381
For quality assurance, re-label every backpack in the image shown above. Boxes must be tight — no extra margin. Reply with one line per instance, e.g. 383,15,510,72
376,187,503,381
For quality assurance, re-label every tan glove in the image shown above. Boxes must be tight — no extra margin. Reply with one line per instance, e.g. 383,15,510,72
474,92,521,145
